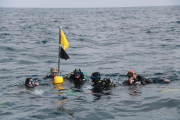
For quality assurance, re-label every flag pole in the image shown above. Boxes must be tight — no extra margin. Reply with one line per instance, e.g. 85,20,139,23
58,26,62,76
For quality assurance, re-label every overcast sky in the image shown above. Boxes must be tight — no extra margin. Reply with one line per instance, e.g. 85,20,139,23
0,0,180,8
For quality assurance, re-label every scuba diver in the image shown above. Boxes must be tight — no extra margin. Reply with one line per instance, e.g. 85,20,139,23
70,68,86,88
123,70,170,85
25,78,39,88
91,72,115,93
46,67,58,79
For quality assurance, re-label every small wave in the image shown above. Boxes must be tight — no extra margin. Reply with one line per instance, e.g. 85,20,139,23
154,72,164,75
146,30,151,33
63,26,70,30
176,45,180,48
34,90,44,95
5,46,15,51
45,61,53,63
79,38,84,41
17,60,37,65
160,44,168,47
0,33,11,35
42,40,48,44
96,12,103,14
163,38,174,41
176,21,180,24
0,58,13,63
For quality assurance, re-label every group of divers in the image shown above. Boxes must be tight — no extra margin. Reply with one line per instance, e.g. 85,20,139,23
25,67,170,93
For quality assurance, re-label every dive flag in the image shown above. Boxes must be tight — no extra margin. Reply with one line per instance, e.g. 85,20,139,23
60,30,69,50
59,47,70,60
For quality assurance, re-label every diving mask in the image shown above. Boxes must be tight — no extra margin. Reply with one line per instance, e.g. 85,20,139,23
74,72,80,76
26,80,35,88
127,72,136,78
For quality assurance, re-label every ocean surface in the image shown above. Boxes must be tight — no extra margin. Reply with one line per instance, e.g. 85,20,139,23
0,6,180,120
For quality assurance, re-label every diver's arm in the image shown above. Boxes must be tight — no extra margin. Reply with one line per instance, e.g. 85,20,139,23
137,75,153,84
122,80,131,85
152,79,170,83
35,83,39,86
81,73,85,80
70,74,73,81
164,79,170,82
144,78,153,83
138,75,170,83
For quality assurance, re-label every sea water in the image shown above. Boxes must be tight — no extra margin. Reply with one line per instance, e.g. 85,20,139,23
0,6,180,120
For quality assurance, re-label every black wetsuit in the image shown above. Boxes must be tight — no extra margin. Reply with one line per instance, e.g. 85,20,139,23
123,75,164,85
92,78,115,92
70,73,85,85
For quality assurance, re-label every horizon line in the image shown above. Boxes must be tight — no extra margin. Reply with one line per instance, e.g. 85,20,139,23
0,4,180,9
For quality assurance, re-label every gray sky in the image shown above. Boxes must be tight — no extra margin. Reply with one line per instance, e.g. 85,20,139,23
0,0,180,8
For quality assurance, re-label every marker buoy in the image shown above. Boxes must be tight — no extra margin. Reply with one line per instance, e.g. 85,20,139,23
54,83,64,89
54,76,63,84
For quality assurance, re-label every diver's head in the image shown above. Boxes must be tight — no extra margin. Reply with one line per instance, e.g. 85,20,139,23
74,68,81,78
25,78,35,87
127,70,137,84
91,72,101,83
50,67,58,78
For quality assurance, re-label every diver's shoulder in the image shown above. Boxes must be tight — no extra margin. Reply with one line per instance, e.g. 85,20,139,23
122,80,130,85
